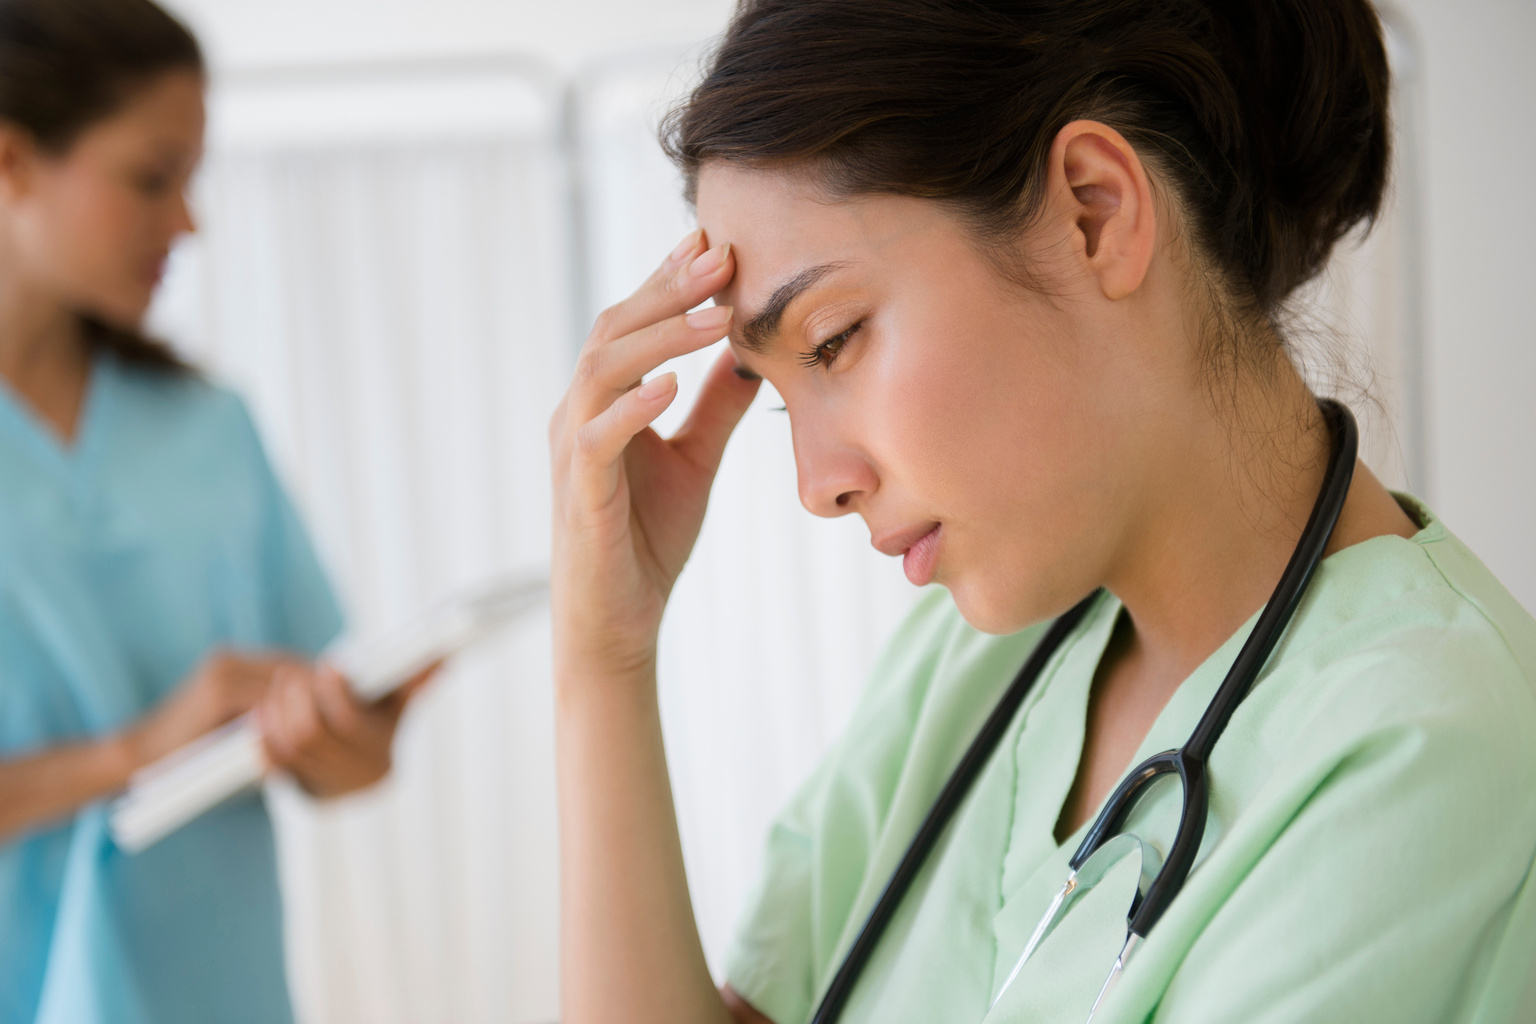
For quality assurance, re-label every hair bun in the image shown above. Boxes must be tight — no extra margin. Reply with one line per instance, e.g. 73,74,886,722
671,0,1393,318
1201,0,1392,308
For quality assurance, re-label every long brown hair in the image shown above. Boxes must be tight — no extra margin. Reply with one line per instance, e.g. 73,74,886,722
664,0,1390,333
0,0,204,373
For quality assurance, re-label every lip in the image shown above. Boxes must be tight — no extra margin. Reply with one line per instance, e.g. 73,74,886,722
871,521,944,587
901,525,942,586
872,521,941,558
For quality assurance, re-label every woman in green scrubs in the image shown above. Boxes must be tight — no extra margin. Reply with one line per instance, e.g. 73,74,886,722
548,0,1536,1022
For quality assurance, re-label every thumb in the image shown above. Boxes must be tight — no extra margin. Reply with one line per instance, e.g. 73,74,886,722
669,348,761,475
379,660,440,716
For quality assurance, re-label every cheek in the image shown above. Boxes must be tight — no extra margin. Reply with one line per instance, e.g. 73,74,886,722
56,181,143,264
868,305,1082,516
864,306,1124,631
22,174,156,307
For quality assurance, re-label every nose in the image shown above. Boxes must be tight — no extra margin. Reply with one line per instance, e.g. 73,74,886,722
174,190,197,236
792,411,878,518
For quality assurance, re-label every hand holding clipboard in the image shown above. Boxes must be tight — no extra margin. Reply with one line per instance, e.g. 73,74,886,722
109,572,547,853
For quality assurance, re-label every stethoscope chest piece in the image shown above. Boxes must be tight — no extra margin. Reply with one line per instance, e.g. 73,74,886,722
991,832,1165,1013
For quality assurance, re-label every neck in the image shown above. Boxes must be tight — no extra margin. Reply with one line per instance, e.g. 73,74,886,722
0,250,92,439
0,283,84,385
1105,351,1332,689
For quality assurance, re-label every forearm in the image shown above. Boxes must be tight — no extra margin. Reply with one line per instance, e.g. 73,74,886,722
0,734,138,844
548,230,757,1023
556,660,731,1024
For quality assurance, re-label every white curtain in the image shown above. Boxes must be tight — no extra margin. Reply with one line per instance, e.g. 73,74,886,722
147,34,1424,1023
151,65,574,1024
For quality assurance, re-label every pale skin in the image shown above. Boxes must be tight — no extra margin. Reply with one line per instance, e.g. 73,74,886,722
0,70,429,846
550,119,1418,1024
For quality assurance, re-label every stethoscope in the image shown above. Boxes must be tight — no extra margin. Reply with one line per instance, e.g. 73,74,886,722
809,399,1358,1024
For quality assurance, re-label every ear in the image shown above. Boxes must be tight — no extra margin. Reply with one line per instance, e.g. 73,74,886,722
1043,120,1157,301
0,122,41,206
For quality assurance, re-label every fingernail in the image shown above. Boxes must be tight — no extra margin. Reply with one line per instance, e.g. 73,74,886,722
667,229,703,266
685,305,733,330
689,243,730,278
638,372,678,400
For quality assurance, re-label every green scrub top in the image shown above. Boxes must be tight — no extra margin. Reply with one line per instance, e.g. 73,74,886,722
725,498,1536,1024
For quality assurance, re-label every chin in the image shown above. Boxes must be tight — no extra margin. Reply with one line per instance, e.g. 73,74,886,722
945,577,1036,637
79,293,152,332
946,568,1093,638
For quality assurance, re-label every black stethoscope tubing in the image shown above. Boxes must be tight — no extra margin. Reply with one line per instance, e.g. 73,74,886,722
808,399,1358,1024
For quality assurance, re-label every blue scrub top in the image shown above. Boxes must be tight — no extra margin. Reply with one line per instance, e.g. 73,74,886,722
0,353,344,1024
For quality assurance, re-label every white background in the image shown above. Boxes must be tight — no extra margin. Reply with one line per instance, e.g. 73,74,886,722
150,2,1536,1022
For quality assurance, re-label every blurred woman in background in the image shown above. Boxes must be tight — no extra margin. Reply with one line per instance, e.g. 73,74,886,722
550,0,1536,1022
0,2,426,1021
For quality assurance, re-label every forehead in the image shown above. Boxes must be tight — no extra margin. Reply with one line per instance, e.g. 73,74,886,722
79,71,205,150
694,163,938,309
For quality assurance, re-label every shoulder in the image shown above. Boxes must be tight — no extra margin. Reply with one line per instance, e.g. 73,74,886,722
1261,508,1536,805
103,358,258,440
101,359,270,467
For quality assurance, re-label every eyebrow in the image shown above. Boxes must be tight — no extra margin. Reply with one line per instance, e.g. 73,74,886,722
737,262,846,353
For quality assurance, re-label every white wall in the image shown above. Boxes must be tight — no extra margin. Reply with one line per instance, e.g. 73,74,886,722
163,0,735,73
1391,0,1536,611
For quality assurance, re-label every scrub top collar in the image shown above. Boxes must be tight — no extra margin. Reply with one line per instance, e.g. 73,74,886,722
0,353,114,491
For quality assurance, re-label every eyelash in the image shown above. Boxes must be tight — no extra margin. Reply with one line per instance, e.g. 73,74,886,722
798,320,863,370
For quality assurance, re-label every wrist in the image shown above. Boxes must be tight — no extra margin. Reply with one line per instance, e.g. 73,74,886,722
97,731,145,788
553,629,658,687
554,655,659,710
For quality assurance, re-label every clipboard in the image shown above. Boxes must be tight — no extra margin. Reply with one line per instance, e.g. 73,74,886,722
108,571,548,853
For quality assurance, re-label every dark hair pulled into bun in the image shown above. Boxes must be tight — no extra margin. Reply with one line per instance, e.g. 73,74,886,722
664,0,1391,318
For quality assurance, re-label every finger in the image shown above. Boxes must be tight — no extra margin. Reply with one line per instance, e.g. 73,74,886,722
253,697,283,770
311,666,365,739
397,660,442,701
376,658,442,718
569,372,680,507
660,228,706,273
255,676,299,768
247,653,306,673
231,653,303,682
586,241,733,349
228,655,299,706
670,348,763,475
278,668,333,756
568,305,734,425
242,664,284,702
379,661,438,718
260,671,350,782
